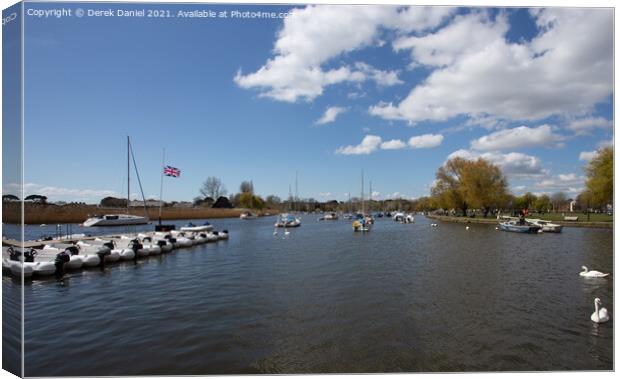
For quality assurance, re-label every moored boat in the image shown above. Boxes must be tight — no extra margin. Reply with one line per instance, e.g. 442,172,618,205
499,220,542,233
180,221,214,232
275,213,301,228
83,214,148,227
525,218,563,233
240,212,257,220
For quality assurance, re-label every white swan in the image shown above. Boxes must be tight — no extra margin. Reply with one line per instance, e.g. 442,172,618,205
430,223,438,227
580,266,609,278
465,226,470,230
591,298,609,323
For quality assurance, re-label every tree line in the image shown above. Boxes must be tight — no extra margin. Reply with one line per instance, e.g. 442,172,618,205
430,146,613,217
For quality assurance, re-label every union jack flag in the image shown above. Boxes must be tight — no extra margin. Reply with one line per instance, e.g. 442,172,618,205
164,165,181,177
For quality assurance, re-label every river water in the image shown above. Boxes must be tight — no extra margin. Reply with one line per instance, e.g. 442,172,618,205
2,215,613,374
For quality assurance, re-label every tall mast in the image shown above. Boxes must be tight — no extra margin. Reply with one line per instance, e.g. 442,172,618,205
158,147,165,224
361,169,364,214
127,136,130,214
295,170,298,212
369,180,372,212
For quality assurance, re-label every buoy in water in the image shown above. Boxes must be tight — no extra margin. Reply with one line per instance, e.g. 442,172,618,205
466,226,470,230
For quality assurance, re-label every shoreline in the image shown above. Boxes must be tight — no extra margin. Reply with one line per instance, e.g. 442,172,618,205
2,203,276,224
426,214,613,229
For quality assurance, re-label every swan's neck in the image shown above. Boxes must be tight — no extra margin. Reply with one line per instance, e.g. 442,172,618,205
582,267,588,273
595,301,600,315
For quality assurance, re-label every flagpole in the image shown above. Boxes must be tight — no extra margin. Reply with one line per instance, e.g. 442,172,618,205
158,148,165,225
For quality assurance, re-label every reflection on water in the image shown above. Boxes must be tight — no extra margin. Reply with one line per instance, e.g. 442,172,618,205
2,215,613,375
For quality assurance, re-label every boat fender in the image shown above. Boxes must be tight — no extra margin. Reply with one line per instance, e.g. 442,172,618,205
54,251,70,278
65,246,80,256
7,247,18,261
24,249,37,263
96,250,111,268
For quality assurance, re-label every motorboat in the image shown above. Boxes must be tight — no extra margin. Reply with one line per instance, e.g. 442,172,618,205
393,212,414,223
180,221,214,232
499,220,542,233
83,214,148,227
240,212,257,220
323,212,338,220
275,213,301,228
525,218,563,233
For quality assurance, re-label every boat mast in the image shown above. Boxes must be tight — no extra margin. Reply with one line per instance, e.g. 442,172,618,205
361,169,364,214
127,136,130,214
295,170,298,213
158,147,165,225
369,180,372,213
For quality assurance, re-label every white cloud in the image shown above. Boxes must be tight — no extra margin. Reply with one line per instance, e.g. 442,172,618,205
470,125,563,151
234,5,454,102
354,62,403,86
371,9,612,123
566,116,612,135
371,191,380,198
558,173,577,182
336,135,382,155
408,134,444,149
380,139,406,150
393,11,508,68
579,151,597,161
3,182,117,202
316,106,347,124
597,139,613,149
337,134,443,154
447,149,546,177
319,192,332,197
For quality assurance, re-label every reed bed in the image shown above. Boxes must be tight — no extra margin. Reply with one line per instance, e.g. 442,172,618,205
2,203,275,224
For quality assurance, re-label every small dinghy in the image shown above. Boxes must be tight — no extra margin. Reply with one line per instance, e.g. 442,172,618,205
217,230,229,240
180,221,214,232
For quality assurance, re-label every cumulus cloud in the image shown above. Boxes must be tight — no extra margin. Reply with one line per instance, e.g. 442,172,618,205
447,149,546,177
234,5,454,102
470,125,563,151
380,139,407,150
316,106,347,124
558,173,578,182
338,133,443,154
371,9,612,123
579,151,597,161
566,116,613,135
408,134,444,148
3,182,117,202
336,135,382,155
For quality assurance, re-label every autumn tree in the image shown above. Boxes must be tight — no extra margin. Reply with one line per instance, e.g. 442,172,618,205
432,157,469,215
432,157,509,216
534,194,552,213
584,147,613,207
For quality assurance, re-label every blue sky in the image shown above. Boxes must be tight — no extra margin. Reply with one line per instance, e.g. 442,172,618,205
10,3,614,203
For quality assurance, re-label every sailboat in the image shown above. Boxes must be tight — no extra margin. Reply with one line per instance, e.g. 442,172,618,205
352,170,371,232
83,137,149,227
275,180,301,228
